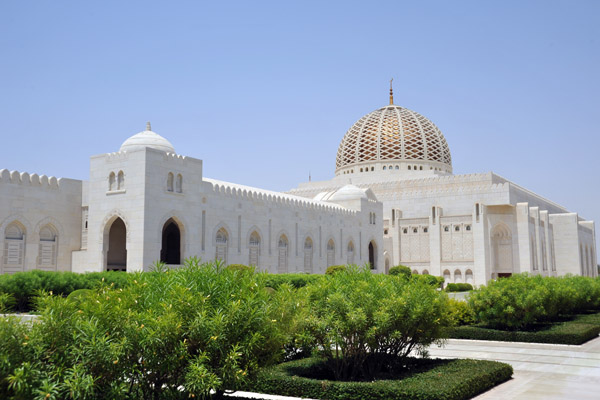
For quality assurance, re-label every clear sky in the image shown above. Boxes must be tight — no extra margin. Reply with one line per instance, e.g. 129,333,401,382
1,1,599,254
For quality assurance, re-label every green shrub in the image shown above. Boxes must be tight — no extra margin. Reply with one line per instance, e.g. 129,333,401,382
388,265,411,279
445,283,473,292
411,273,445,288
447,298,476,326
245,356,513,400
225,264,253,272
469,274,600,330
447,312,600,345
264,273,323,289
0,292,16,313
0,259,298,399
0,270,131,312
297,267,450,381
325,265,347,275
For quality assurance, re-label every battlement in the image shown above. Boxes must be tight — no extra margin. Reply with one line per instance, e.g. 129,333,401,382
205,178,359,217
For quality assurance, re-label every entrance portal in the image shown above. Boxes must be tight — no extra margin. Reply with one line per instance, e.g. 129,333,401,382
368,241,376,269
107,218,127,271
161,219,181,265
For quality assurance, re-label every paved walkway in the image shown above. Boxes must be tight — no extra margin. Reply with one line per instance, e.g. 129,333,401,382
428,336,600,399
228,335,600,400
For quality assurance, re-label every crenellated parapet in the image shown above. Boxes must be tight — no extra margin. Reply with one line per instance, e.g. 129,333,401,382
0,169,63,188
206,179,358,217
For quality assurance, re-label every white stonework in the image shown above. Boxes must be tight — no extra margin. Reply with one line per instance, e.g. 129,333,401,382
0,97,596,284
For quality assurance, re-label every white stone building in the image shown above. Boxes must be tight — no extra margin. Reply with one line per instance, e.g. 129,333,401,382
1,123,382,275
0,91,596,285
288,90,597,285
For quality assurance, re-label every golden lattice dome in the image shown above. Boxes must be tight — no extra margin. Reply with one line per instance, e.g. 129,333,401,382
335,104,452,175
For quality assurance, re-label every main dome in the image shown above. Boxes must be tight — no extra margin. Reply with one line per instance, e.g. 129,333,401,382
335,104,452,175
120,122,176,153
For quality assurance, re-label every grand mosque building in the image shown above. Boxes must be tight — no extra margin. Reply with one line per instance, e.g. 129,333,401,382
0,88,596,285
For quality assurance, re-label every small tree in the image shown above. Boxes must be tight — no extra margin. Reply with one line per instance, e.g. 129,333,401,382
298,266,450,380
388,265,411,279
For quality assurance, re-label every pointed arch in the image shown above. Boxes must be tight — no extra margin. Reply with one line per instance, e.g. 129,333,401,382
368,240,377,269
214,225,230,265
326,238,335,267
37,224,58,270
117,170,125,190
443,269,451,283
303,236,313,273
277,233,289,273
346,239,355,265
465,269,474,285
491,222,513,274
248,230,261,267
3,220,26,274
167,172,174,192
108,172,116,191
176,174,183,193
107,218,127,271
161,218,182,265
454,269,463,283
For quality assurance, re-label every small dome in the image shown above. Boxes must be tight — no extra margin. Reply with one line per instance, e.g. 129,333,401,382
329,184,368,201
335,104,452,174
120,122,175,153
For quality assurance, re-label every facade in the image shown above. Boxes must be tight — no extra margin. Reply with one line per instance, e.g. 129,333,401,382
0,92,596,285
1,123,382,275
288,91,597,285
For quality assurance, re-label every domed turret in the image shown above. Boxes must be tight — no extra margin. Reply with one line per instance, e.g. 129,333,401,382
120,122,176,153
335,86,452,175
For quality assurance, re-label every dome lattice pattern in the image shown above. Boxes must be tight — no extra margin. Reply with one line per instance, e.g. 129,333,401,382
335,105,451,170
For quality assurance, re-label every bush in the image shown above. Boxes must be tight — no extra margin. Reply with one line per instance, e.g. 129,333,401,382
245,356,513,400
445,283,473,292
0,270,131,312
325,265,347,275
225,264,253,272
411,273,445,289
0,292,15,313
388,265,411,279
447,312,600,345
264,273,323,289
0,259,298,399
447,298,476,326
469,274,600,330
297,267,450,381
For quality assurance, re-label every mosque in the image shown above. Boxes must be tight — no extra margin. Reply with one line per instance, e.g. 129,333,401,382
0,86,596,285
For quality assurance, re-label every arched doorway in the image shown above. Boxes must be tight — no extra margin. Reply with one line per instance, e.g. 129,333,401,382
277,235,288,273
161,218,181,265
326,239,335,267
492,224,513,275
107,218,127,271
248,231,260,267
304,237,313,273
368,241,376,269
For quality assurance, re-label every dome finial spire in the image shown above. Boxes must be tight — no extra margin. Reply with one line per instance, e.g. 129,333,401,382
146,121,151,131
389,78,394,105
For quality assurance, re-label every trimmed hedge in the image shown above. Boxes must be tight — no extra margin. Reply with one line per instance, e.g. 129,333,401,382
388,265,411,278
244,356,513,400
0,270,131,312
445,283,473,292
325,265,347,275
447,312,600,345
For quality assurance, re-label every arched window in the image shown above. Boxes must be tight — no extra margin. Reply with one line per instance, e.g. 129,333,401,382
443,269,451,282
454,269,463,283
347,241,355,265
248,231,260,267
465,269,474,285
167,172,174,192
395,165,399,170
117,171,124,190
412,269,419,274
278,235,288,273
108,172,116,191
38,225,57,269
326,239,335,267
383,166,386,170
215,228,228,265
3,222,25,273
422,269,429,275
408,165,411,170
304,237,313,273
176,174,183,193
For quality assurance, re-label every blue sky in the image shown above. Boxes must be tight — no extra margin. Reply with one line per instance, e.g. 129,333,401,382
1,1,599,253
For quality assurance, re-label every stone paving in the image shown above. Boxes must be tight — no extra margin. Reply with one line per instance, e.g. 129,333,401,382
227,335,600,399
428,336,600,400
